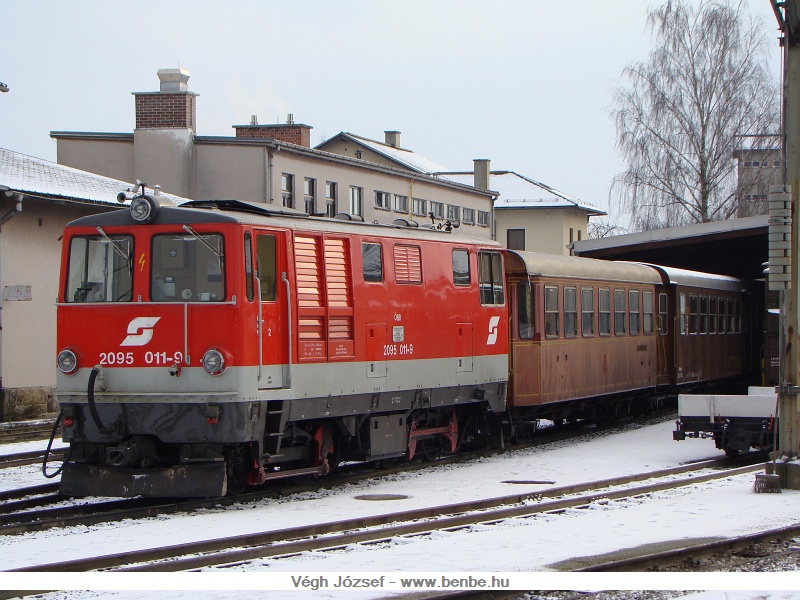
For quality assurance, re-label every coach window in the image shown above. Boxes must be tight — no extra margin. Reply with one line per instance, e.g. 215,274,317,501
614,289,626,335
728,298,735,333
699,296,708,334
479,251,505,305
151,232,225,302
734,299,741,333
688,295,698,334
452,249,470,286
564,287,577,338
658,293,668,335
582,288,595,337
643,291,653,334
599,288,611,336
709,297,717,333
244,233,254,302
66,234,133,303
517,282,534,339
256,234,277,301
544,285,559,339
629,290,641,335
717,298,728,333
362,243,383,283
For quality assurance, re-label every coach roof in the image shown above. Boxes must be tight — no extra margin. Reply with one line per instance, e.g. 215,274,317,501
507,250,662,285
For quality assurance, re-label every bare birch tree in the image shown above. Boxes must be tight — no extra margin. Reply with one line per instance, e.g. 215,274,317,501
610,0,780,231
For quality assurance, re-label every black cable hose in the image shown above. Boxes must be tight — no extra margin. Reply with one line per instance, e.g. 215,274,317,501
86,366,110,434
42,409,70,479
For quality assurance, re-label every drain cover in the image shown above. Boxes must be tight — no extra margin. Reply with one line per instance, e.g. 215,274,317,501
353,494,410,501
501,480,555,485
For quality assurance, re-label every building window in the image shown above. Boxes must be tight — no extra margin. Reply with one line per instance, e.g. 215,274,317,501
303,177,316,215
393,194,409,213
507,229,525,251
412,198,427,217
544,285,559,339
462,208,475,225
362,243,383,282
349,186,363,216
281,173,294,208
430,201,444,219
477,211,489,227
374,191,390,210
564,287,577,338
447,204,460,221
614,289,626,335
325,181,337,217
582,287,595,337
452,249,470,286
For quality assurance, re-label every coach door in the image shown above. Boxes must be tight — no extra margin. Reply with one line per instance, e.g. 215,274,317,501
256,231,289,389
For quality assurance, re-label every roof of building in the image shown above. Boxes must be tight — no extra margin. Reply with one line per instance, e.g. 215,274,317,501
316,132,452,175
438,170,606,216
0,147,187,207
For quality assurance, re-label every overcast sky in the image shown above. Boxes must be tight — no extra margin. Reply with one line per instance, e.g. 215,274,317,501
0,1,783,220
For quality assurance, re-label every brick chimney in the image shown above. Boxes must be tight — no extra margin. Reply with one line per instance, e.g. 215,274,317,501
474,159,491,190
234,114,312,147
384,131,401,148
133,68,198,131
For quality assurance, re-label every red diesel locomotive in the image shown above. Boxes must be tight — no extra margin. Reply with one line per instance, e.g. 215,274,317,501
53,192,756,497
55,196,509,497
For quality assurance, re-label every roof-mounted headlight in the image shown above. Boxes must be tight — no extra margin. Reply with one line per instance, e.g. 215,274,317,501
130,194,160,224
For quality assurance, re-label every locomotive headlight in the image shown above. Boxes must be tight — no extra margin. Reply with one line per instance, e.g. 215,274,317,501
129,195,160,224
57,348,79,375
201,348,226,375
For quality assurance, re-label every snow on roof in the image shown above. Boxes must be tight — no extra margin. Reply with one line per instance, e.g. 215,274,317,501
439,170,605,216
0,147,187,206
322,133,452,174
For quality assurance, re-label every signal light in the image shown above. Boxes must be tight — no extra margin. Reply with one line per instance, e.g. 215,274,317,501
201,349,225,375
57,348,79,375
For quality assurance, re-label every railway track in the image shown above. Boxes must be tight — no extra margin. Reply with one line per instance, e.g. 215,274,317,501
0,419,58,444
7,458,764,572
0,448,64,470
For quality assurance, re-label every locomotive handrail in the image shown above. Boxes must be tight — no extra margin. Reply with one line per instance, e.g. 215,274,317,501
256,278,263,382
282,272,292,389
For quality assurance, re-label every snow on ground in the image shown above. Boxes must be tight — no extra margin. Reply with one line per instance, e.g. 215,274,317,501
1,419,799,599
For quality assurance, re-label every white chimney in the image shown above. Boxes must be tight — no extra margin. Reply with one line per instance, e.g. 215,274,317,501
385,131,401,148
474,159,491,190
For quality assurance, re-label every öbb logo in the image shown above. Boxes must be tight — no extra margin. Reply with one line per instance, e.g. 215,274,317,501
486,316,500,345
120,317,161,347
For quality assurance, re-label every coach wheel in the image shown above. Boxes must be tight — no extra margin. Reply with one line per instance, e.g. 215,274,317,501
724,448,740,459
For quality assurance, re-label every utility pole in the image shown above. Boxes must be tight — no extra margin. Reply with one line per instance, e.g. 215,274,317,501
771,0,800,488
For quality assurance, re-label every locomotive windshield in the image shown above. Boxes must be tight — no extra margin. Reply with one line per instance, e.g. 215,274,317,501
66,235,133,303
151,232,225,302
